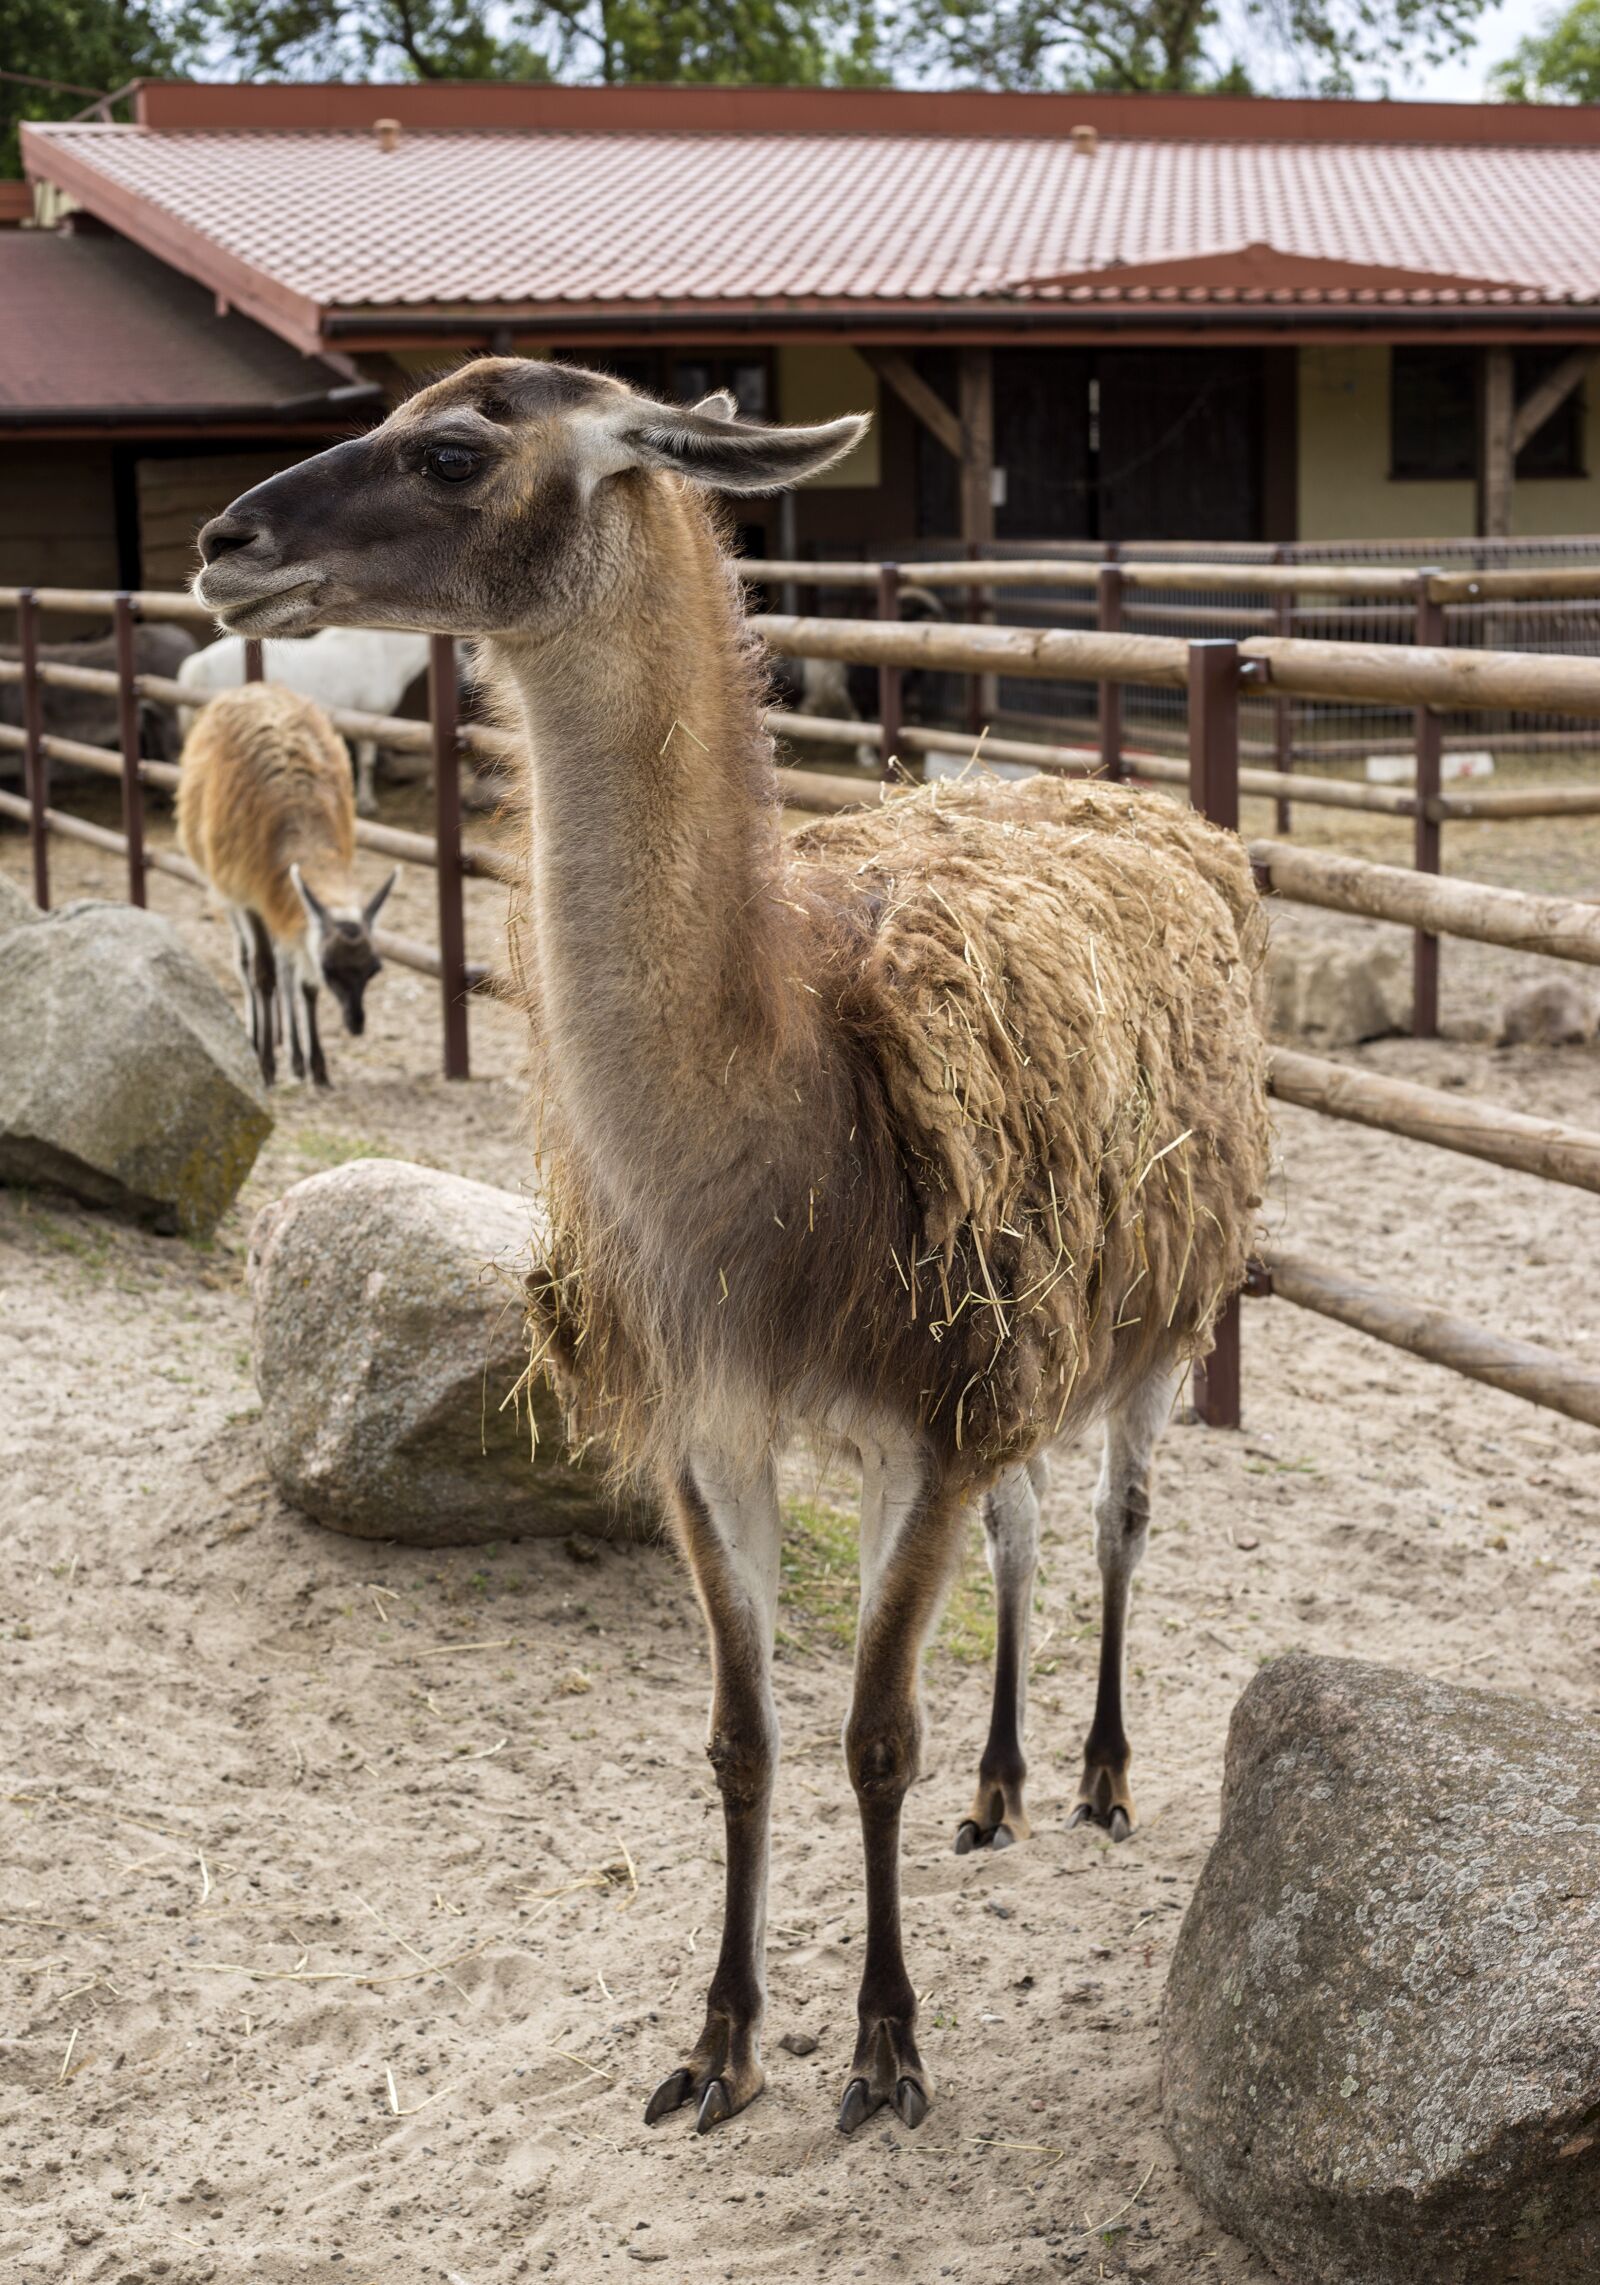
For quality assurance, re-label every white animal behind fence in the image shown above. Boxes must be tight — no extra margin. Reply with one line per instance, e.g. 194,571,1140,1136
177,629,433,815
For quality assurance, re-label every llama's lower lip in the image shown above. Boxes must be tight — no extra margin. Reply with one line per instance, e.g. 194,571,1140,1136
193,568,325,636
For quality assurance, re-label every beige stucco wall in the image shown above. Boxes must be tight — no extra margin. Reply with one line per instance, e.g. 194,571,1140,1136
1298,344,1600,542
775,344,879,488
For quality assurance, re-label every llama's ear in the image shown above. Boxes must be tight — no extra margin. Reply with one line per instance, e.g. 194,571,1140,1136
363,867,399,928
290,862,329,929
691,389,738,421
626,406,871,495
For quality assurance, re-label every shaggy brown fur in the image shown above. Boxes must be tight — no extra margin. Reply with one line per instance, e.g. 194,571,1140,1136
176,681,359,942
529,770,1269,1491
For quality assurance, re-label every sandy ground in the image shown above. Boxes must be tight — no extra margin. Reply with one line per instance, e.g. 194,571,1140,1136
4,774,1600,2285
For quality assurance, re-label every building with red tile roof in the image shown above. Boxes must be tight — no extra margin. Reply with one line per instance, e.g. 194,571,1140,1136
10,79,1600,596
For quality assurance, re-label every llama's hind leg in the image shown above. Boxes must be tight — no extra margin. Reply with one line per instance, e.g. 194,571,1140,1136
1072,1367,1182,1842
838,1438,968,2135
955,1454,1045,1854
646,1453,781,2135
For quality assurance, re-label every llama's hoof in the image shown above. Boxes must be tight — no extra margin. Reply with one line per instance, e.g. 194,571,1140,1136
1069,1784,1136,1842
644,2046,764,2131
644,2068,696,2125
837,2017,930,2134
954,1817,1017,1854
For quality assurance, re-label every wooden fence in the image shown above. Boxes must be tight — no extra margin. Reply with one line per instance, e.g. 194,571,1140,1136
6,584,1600,1447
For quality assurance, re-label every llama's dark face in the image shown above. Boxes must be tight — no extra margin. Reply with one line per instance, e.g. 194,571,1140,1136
292,865,396,1034
192,359,869,642
319,922,382,1036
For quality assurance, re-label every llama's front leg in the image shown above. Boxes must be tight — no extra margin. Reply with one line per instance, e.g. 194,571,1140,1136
956,1454,1046,1853
1072,1367,1181,1841
839,1441,967,2135
646,1453,780,2134
245,913,277,1086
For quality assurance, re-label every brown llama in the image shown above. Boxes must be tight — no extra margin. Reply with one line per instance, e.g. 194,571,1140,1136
177,682,396,1087
193,360,1270,2138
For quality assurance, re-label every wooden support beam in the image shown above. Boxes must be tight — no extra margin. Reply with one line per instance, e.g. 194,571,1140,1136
1259,1245,1600,1432
860,350,962,459
1268,1046,1600,1195
958,349,996,547
1511,349,1594,456
1478,347,1515,541
1250,837,1600,966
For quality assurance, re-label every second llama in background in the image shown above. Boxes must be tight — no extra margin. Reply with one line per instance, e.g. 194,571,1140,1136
177,683,396,1087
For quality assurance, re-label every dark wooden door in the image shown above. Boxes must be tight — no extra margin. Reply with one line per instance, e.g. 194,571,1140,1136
1096,349,1262,542
995,350,1094,540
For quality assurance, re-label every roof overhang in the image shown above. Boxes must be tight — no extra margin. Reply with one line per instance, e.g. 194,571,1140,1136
320,303,1600,351
21,122,328,357
122,78,1600,150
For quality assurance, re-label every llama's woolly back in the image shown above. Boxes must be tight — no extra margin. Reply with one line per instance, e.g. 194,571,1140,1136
531,770,1269,1485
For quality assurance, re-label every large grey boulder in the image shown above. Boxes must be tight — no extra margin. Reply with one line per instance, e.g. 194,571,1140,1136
1266,932,1410,1047
248,1157,653,1545
0,873,42,935
1163,1653,1600,2285
0,901,270,1234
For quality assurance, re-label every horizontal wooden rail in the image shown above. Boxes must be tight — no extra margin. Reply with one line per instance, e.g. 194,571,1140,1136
752,614,1600,714
1433,784,1600,821
1268,1046,1600,1194
753,614,1193,688
1236,634,1600,716
1250,838,1600,965
740,559,1600,603
1258,1244,1600,1432
0,585,216,623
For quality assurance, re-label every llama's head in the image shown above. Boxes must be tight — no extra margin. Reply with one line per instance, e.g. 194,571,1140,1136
290,864,397,1035
193,360,868,641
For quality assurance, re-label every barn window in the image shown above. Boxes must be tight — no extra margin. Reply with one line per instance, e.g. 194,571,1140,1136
1391,348,1585,481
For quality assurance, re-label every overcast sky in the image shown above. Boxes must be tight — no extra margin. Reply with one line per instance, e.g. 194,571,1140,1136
1417,0,1556,92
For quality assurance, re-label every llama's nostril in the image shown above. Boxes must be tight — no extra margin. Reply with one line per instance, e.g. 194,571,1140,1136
198,513,263,564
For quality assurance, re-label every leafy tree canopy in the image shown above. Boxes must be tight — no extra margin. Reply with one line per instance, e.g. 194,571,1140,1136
899,0,1488,95
2,0,185,176
1493,0,1600,99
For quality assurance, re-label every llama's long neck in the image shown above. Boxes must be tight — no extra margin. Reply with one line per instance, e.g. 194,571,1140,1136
492,488,811,1213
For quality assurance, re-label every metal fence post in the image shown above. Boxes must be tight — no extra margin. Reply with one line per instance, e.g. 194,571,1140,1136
964,539,983,737
1413,569,1445,1039
1097,562,1124,781
1271,544,1293,833
1187,637,1243,1428
244,638,265,683
18,587,47,909
429,634,470,1082
113,594,147,908
877,561,902,780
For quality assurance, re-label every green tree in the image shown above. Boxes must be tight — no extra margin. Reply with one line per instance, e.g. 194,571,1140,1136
186,0,888,84
901,0,1487,93
2,1,186,175
1493,0,1600,99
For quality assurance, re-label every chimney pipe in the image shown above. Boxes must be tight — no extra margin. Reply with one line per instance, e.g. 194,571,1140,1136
374,117,401,153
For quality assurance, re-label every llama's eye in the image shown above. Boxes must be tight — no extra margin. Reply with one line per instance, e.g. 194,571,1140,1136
422,444,479,484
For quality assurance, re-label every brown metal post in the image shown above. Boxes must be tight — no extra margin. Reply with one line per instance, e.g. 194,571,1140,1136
1272,545,1293,833
430,634,470,1081
1187,638,1243,1428
1186,638,1241,832
877,561,902,780
18,587,47,909
964,538,983,736
1097,562,1124,781
1413,571,1445,1039
113,594,147,908
244,638,265,682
